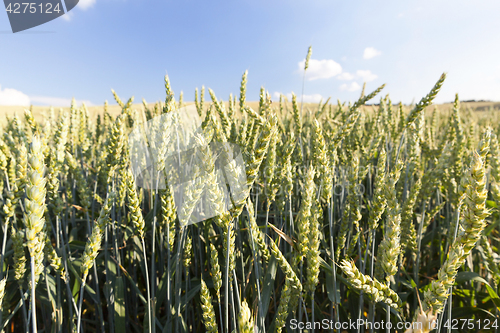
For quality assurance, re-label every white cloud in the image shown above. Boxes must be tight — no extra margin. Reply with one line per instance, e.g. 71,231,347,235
63,0,94,21
78,0,96,10
0,85,93,106
298,59,342,81
337,72,355,80
0,85,30,106
356,70,378,82
62,12,73,21
363,47,382,60
273,92,324,103
340,82,361,92
30,96,94,106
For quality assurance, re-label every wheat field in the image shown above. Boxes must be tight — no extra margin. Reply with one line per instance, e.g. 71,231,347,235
0,69,499,333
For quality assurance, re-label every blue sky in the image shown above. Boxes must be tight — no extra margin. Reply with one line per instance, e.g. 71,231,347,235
1,0,500,106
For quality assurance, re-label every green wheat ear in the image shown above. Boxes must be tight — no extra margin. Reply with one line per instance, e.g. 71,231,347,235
125,169,145,238
11,228,27,283
378,159,403,282
340,259,401,309
200,278,218,333
209,242,222,301
80,192,115,279
304,45,312,71
275,279,292,333
238,300,255,333
297,166,315,261
0,275,7,310
246,198,270,263
306,198,321,295
24,136,47,284
405,73,446,128
423,148,490,315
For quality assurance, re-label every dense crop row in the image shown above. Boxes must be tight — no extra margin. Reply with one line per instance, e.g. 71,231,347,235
0,69,499,333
